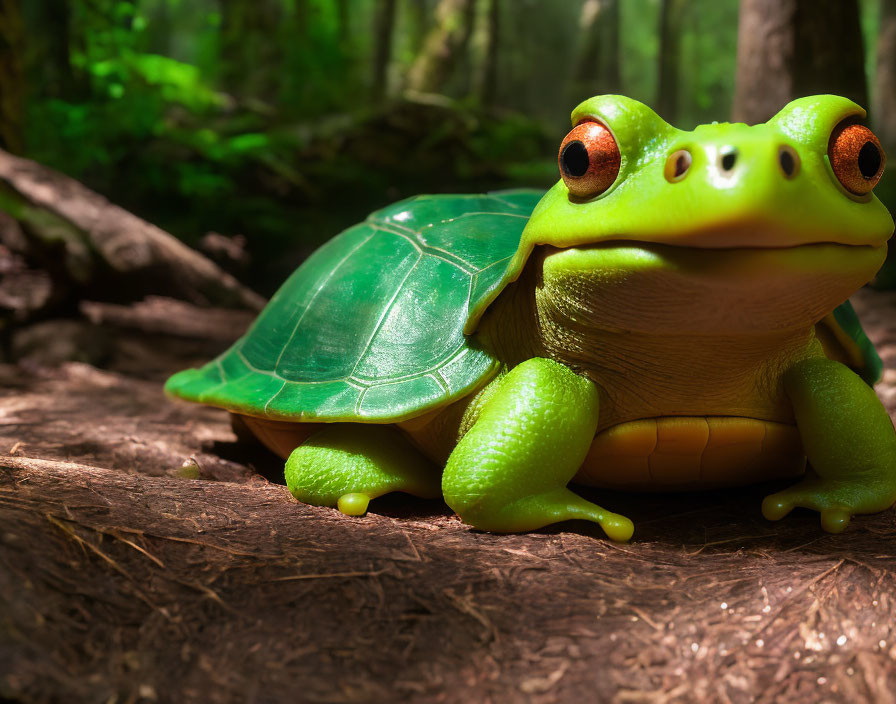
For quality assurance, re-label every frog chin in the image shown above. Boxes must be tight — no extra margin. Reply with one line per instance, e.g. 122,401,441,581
538,241,886,335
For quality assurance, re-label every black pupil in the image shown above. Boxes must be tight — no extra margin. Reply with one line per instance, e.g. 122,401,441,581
561,141,590,178
858,141,881,179
780,149,795,176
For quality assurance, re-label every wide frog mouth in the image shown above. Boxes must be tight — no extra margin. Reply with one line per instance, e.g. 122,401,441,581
537,238,887,334
543,236,885,268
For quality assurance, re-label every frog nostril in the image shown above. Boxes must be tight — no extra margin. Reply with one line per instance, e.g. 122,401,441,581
664,149,692,182
720,149,738,172
778,145,800,179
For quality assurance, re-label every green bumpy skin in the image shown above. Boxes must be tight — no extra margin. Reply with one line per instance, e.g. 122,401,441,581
166,94,896,541
285,425,441,514
762,358,896,532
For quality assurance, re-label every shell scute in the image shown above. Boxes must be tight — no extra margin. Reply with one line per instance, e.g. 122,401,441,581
272,230,422,382
351,254,470,381
165,189,544,422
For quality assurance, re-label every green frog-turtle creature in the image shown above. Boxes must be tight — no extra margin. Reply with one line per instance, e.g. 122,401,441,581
166,94,896,542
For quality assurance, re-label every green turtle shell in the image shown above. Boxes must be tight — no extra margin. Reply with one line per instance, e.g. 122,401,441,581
166,187,882,423
165,190,543,422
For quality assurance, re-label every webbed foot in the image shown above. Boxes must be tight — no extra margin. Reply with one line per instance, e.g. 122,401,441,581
767,357,896,533
762,474,894,533
466,487,634,540
442,357,633,541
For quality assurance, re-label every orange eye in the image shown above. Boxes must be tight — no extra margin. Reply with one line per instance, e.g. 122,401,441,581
828,122,885,196
558,120,621,198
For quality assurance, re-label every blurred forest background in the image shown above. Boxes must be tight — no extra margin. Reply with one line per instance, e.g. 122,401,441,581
7,5,896,702
0,0,894,296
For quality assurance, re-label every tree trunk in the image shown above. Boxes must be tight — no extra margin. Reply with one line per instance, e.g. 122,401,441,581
571,0,622,103
405,0,429,54
406,0,476,95
477,0,499,106
335,0,350,46
875,0,896,150
732,0,867,125
572,0,604,101
218,0,283,101
24,0,75,100
657,0,684,124
0,0,24,154
603,0,621,94
371,0,397,101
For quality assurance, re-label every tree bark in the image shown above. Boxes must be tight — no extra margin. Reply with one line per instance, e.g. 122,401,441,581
572,0,622,103
405,0,429,54
657,0,684,124
0,0,24,154
732,0,868,125
335,0,350,46
603,0,621,94
406,0,476,95
23,0,75,100
217,0,283,100
371,0,397,101
0,148,264,311
875,0,896,149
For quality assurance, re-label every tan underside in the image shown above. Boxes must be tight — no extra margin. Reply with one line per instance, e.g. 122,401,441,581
236,413,806,491
575,416,805,490
238,415,322,460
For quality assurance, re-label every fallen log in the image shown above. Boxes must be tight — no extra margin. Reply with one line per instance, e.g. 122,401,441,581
80,296,256,341
0,148,264,311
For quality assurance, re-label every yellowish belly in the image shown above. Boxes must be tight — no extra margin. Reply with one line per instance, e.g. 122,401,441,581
575,416,806,490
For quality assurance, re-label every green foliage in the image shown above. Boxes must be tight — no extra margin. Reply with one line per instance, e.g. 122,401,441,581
676,0,739,128
276,0,371,117
17,0,885,293
619,0,661,107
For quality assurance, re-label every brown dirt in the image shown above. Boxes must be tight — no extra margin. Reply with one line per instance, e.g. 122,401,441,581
2,288,896,703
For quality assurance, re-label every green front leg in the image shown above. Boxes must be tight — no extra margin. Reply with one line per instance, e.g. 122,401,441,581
762,357,896,532
442,357,633,541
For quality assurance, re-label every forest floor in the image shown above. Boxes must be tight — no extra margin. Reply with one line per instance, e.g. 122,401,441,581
2,289,896,704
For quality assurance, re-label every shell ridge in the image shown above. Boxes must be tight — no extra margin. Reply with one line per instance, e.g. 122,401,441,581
445,210,531,222
271,231,376,376
369,223,423,252
263,380,288,414
354,387,369,416
347,254,424,380
474,255,514,277
418,245,476,274
371,221,477,273
350,342,470,385
431,370,450,392
237,347,286,381
369,219,419,236
193,359,235,401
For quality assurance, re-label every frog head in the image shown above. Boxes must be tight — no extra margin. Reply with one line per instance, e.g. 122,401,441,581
521,95,893,334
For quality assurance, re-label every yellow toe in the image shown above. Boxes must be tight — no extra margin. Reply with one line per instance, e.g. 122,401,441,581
337,493,370,516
